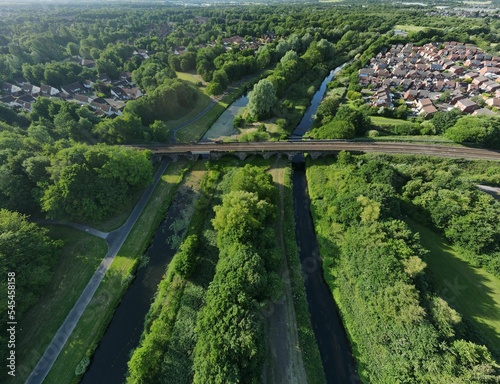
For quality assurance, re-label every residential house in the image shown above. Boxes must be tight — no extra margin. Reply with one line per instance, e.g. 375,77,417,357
486,98,500,108
417,98,434,109
75,94,92,105
482,81,500,93
2,82,22,95
450,92,465,105
449,66,465,75
111,87,127,100
60,82,84,97
123,87,142,99
22,83,41,96
472,108,496,116
97,73,112,83
13,76,27,86
40,85,60,97
480,67,500,76
456,98,479,113
0,95,16,107
420,104,438,117
84,80,94,89
472,75,489,86
403,89,418,101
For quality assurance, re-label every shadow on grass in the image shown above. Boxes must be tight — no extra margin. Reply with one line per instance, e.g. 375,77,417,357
407,219,500,357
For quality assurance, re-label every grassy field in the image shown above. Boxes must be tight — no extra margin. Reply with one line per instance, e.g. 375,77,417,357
407,219,500,353
394,24,433,33
370,116,411,126
13,228,107,383
43,160,191,384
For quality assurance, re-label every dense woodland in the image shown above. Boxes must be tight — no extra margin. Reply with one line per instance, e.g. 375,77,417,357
0,2,499,382
308,153,500,383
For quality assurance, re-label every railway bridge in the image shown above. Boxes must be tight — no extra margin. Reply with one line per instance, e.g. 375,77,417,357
131,141,500,162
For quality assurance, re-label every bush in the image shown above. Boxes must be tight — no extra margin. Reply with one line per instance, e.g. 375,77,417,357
310,119,355,139
174,235,200,278
75,357,90,376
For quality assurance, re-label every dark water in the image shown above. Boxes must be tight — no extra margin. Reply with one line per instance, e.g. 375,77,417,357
292,161,360,384
81,190,195,384
290,63,347,139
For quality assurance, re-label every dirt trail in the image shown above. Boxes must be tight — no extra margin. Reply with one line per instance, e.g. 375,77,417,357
265,158,308,384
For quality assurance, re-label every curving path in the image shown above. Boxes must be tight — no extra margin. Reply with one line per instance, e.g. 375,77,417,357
26,159,170,384
168,100,217,143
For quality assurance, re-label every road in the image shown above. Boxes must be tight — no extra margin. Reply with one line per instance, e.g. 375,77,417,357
26,159,170,384
135,141,500,161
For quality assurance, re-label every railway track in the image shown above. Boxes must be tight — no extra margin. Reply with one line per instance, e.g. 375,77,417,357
132,141,500,161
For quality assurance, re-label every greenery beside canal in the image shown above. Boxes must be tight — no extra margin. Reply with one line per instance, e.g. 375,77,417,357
127,158,323,383
127,164,219,383
282,165,326,384
43,160,191,384
307,153,500,383
175,71,272,143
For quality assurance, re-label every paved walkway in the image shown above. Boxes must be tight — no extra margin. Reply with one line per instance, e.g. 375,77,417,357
34,220,109,240
26,159,170,384
168,100,217,143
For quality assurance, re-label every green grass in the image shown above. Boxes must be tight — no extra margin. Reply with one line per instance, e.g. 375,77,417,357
12,228,107,384
407,219,500,353
176,101,228,143
370,116,411,126
352,135,456,143
394,24,434,33
44,160,191,384
176,71,203,87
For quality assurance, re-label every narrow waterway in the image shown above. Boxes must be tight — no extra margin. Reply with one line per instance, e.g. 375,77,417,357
201,93,249,141
290,63,347,139
292,161,360,384
81,188,197,384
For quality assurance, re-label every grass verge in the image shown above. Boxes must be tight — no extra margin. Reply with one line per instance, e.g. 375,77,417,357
12,228,107,384
406,219,500,356
283,165,327,384
43,160,191,384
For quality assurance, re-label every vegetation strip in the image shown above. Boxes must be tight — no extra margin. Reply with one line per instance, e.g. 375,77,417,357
127,161,217,383
282,165,326,384
307,153,500,383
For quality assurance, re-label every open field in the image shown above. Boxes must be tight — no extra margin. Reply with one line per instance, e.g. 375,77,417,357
13,228,107,383
43,160,191,384
407,219,500,353
370,116,411,126
394,24,433,32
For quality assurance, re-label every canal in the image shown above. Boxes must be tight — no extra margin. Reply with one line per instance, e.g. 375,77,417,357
81,187,198,384
81,62,356,384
